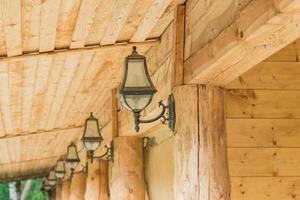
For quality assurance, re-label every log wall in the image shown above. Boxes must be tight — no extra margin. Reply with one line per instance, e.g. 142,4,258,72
226,40,300,200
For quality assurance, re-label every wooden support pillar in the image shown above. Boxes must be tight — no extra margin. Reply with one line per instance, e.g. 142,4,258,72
61,181,70,200
173,85,230,200
55,184,62,200
69,173,87,200
111,136,145,200
85,160,109,200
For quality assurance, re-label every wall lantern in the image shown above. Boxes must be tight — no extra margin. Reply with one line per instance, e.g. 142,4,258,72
55,159,65,179
65,143,81,172
118,46,176,132
47,171,57,187
81,112,104,162
42,179,51,191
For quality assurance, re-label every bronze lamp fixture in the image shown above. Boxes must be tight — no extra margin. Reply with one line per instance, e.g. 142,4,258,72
118,46,176,132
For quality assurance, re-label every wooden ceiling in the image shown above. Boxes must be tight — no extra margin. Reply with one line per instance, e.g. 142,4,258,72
0,0,184,181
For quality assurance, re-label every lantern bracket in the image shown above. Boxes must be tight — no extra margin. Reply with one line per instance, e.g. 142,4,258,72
88,143,114,163
133,94,176,132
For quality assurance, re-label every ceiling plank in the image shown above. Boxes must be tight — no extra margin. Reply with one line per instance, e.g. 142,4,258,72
70,0,102,49
184,0,300,85
100,0,136,45
55,0,81,49
0,0,22,56
21,0,41,53
39,0,61,52
131,0,172,42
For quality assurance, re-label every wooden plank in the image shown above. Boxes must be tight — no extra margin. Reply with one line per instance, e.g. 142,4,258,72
45,54,80,130
171,4,185,87
227,119,300,147
39,0,61,52
0,0,22,56
85,0,115,45
29,57,51,132
38,55,65,130
184,0,300,85
0,63,12,134
8,62,22,134
265,41,298,61
54,53,94,128
226,62,300,89
21,0,41,53
231,177,300,200
61,181,70,200
0,13,7,55
117,0,153,42
228,147,300,176
111,137,145,200
55,0,81,49
70,0,102,49
21,59,37,133
226,89,300,119
0,39,159,63
100,0,136,45
173,85,199,200
131,0,172,42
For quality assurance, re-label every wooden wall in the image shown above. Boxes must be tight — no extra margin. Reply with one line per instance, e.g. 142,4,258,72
226,40,300,200
144,131,174,200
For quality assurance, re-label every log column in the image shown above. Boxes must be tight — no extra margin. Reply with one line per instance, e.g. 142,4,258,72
69,173,87,200
111,136,145,200
61,181,70,200
85,160,109,200
173,85,230,200
55,184,62,200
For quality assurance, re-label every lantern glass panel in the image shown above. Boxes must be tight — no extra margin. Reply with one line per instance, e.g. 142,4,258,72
83,140,100,151
124,59,151,88
123,94,152,111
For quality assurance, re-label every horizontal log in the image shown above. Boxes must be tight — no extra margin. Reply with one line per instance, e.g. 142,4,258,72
227,119,300,147
228,147,300,176
226,62,300,89
226,89,300,118
231,177,300,200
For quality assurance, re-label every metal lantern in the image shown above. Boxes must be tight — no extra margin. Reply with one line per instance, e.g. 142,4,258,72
81,113,103,156
118,46,176,132
48,171,57,186
43,180,51,191
65,143,80,170
55,160,65,179
118,46,157,113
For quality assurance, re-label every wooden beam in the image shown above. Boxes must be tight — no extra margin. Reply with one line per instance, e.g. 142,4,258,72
99,160,109,200
0,172,46,183
111,88,119,138
111,137,145,200
172,4,185,87
69,173,87,200
184,0,300,85
0,39,159,63
173,85,230,200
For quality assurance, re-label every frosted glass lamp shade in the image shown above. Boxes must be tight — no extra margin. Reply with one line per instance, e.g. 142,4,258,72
65,143,80,170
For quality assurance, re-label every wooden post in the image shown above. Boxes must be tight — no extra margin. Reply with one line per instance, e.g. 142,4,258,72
55,184,62,200
111,137,145,200
61,181,70,200
85,160,109,200
69,173,87,200
173,85,230,200
172,4,185,87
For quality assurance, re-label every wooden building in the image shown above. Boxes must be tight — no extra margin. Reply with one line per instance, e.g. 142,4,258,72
0,0,300,199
